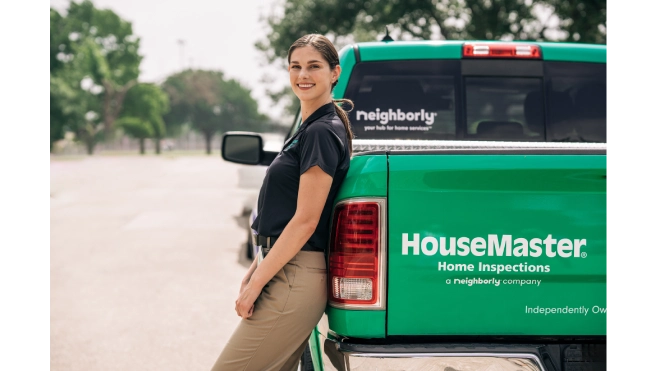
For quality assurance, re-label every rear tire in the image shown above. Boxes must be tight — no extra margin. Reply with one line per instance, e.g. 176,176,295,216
300,342,314,371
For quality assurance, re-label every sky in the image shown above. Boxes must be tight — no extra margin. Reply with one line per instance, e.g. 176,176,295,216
50,0,292,122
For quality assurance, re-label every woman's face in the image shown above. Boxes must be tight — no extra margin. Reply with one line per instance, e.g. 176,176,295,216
288,46,340,103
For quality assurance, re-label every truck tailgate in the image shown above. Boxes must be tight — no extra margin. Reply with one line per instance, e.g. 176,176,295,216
387,154,606,336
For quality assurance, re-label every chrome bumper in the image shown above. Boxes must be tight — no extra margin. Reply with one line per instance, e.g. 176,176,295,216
322,346,544,371
318,312,546,371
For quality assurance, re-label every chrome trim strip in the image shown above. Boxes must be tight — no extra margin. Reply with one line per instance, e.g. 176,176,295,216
328,197,387,310
352,139,606,152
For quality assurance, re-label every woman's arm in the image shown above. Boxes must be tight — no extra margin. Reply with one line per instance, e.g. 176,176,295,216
234,165,333,318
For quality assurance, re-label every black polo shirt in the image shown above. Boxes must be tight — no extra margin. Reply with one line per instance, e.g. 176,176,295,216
251,103,350,252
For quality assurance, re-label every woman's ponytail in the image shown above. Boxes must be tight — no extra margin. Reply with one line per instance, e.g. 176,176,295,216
332,99,354,155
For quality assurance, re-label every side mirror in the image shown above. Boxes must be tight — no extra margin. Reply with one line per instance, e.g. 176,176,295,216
222,132,263,165
221,132,279,166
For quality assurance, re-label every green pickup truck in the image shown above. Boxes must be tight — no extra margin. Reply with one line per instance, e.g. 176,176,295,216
224,40,606,371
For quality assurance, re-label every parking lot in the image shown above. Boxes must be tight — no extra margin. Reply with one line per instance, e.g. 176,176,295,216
51,155,263,370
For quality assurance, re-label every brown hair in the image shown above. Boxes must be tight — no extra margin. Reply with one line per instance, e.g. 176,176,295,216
287,34,354,154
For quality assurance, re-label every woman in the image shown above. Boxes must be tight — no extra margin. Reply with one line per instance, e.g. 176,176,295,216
211,34,354,371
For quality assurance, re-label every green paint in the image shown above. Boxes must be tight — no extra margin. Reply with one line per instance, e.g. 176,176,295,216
334,45,356,99
541,42,606,63
309,326,323,370
326,306,386,338
387,155,606,335
334,155,388,203
359,40,463,61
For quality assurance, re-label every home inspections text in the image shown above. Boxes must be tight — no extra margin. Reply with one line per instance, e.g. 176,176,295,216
402,233,588,258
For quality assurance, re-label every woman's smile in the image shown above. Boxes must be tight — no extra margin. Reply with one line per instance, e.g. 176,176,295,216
297,83,315,90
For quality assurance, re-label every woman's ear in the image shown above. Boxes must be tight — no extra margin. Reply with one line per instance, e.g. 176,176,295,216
332,65,342,83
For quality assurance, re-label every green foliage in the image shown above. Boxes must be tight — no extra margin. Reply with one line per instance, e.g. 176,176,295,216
50,11,86,149
50,76,76,149
50,0,143,152
49,37,105,155
116,117,153,139
50,0,143,85
545,0,606,44
161,70,269,154
121,83,169,138
116,116,152,154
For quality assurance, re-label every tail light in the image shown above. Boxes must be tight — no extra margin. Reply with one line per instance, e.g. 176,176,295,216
463,43,542,59
329,198,386,309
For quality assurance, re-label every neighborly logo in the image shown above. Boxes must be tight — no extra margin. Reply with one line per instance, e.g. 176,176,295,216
355,108,436,125
284,139,298,151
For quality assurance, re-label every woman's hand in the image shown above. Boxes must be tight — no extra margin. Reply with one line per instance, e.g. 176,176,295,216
239,279,249,295
235,282,262,319
235,258,258,318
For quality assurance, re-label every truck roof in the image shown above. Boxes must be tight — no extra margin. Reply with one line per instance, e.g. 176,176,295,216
347,40,606,64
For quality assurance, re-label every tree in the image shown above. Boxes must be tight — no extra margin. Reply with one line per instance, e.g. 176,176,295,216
50,75,83,152
161,70,268,154
545,0,606,44
119,83,170,154
50,31,105,154
50,0,143,153
256,0,606,114
51,8,80,151
116,117,152,154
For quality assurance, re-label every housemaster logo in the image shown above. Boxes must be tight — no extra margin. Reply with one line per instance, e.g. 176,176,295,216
401,233,588,259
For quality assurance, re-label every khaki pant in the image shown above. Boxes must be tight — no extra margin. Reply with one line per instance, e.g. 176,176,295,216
211,251,327,371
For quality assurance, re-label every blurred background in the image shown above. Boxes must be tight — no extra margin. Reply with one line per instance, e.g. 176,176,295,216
49,0,606,370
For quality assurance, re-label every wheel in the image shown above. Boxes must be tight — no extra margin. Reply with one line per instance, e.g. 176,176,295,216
300,342,314,371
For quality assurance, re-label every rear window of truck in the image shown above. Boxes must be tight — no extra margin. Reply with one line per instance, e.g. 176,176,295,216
344,60,606,142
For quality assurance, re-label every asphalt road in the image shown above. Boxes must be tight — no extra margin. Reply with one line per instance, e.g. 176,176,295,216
51,156,263,371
